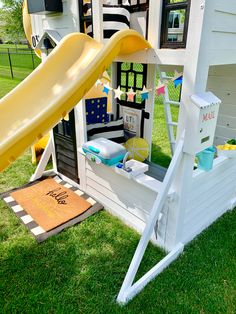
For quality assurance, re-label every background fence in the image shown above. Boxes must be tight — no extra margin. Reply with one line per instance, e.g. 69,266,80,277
0,45,41,80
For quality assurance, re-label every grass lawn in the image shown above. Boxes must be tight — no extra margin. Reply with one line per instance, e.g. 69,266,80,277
0,69,235,313
0,44,29,51
0,45,41,80
0,152,235,313
0,77,21,98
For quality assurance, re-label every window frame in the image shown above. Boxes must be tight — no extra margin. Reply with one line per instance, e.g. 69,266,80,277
161,0,191,49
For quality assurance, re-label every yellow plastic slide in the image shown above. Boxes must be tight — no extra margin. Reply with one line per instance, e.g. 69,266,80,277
0,30,150,172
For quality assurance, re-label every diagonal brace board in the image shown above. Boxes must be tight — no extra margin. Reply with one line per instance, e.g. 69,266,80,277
30,136,54,182
117,132,185,304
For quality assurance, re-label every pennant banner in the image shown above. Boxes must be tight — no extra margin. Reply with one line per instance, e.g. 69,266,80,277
94,70,183,99
95,80,153,101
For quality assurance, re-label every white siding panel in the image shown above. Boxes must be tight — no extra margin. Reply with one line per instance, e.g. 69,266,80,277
212,11,236,33
214,134,229,145
215,2,236,15
210,90,236,104
207,77,236,91
189,174,235,213
86,162,157,209
183,203,231,245
86,186,160,247
209,65,236,77
85,161,168,248
185,188,234,228
219,104,236,117
86,185,146,232
182,158,236,243
215,125,236,139
210,33,236,51
192,158,231,185
217,114,236,129
208,1,236,59
207,65,236,142
87,177,149,222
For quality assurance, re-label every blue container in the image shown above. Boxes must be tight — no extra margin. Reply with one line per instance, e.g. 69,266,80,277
196,146,216,172
82,138,127,166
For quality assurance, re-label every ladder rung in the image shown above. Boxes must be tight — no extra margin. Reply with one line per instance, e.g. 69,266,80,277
167,122,178,127
165,100,180,106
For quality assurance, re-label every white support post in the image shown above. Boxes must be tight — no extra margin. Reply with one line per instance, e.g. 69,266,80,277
169,0,211,249
117,132,185,304
50,129,57,173
148,0,163,49
92,0,103,43
111,62,118,118
171,153,195,245
75,100,88,191
176,0,207,141
143,64,157,161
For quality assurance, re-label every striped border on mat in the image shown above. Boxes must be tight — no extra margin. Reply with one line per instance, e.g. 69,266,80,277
2,176,103,243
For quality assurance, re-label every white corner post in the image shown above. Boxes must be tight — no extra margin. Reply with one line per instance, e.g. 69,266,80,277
143,64,157,161
92,0,103,43
148,0,162,49
117,133,185,305
75,100,88,191
111,62,118,118
170,0,211,249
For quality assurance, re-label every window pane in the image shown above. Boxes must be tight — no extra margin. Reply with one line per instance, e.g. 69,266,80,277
167,9,185,42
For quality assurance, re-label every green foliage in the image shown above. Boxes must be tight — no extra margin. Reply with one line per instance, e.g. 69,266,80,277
0,0,24,43
227,139,236,145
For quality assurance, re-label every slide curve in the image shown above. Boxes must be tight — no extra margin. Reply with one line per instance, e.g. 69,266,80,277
0,30,151,172
22,0,41,58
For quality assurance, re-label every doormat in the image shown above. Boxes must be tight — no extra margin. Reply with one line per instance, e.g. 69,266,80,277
1,176,103,242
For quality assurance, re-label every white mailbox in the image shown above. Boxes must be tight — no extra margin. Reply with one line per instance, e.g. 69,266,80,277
183,91,221,155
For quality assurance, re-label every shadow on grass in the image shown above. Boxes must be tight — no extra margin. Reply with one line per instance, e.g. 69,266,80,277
151,143,172,168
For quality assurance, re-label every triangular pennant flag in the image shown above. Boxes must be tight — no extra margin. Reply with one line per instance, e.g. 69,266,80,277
156,81,166,96
103,83,112,95
173,76,183,88
140,86,151,101
172,71,183,86
141,92,149,101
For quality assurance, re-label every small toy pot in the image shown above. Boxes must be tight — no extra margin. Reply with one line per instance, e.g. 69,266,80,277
196,146,216,172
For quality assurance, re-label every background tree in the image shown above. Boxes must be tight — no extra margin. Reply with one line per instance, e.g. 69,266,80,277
0,0,25,43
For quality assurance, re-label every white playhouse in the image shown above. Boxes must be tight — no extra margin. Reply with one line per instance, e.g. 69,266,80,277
2,0,236,304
